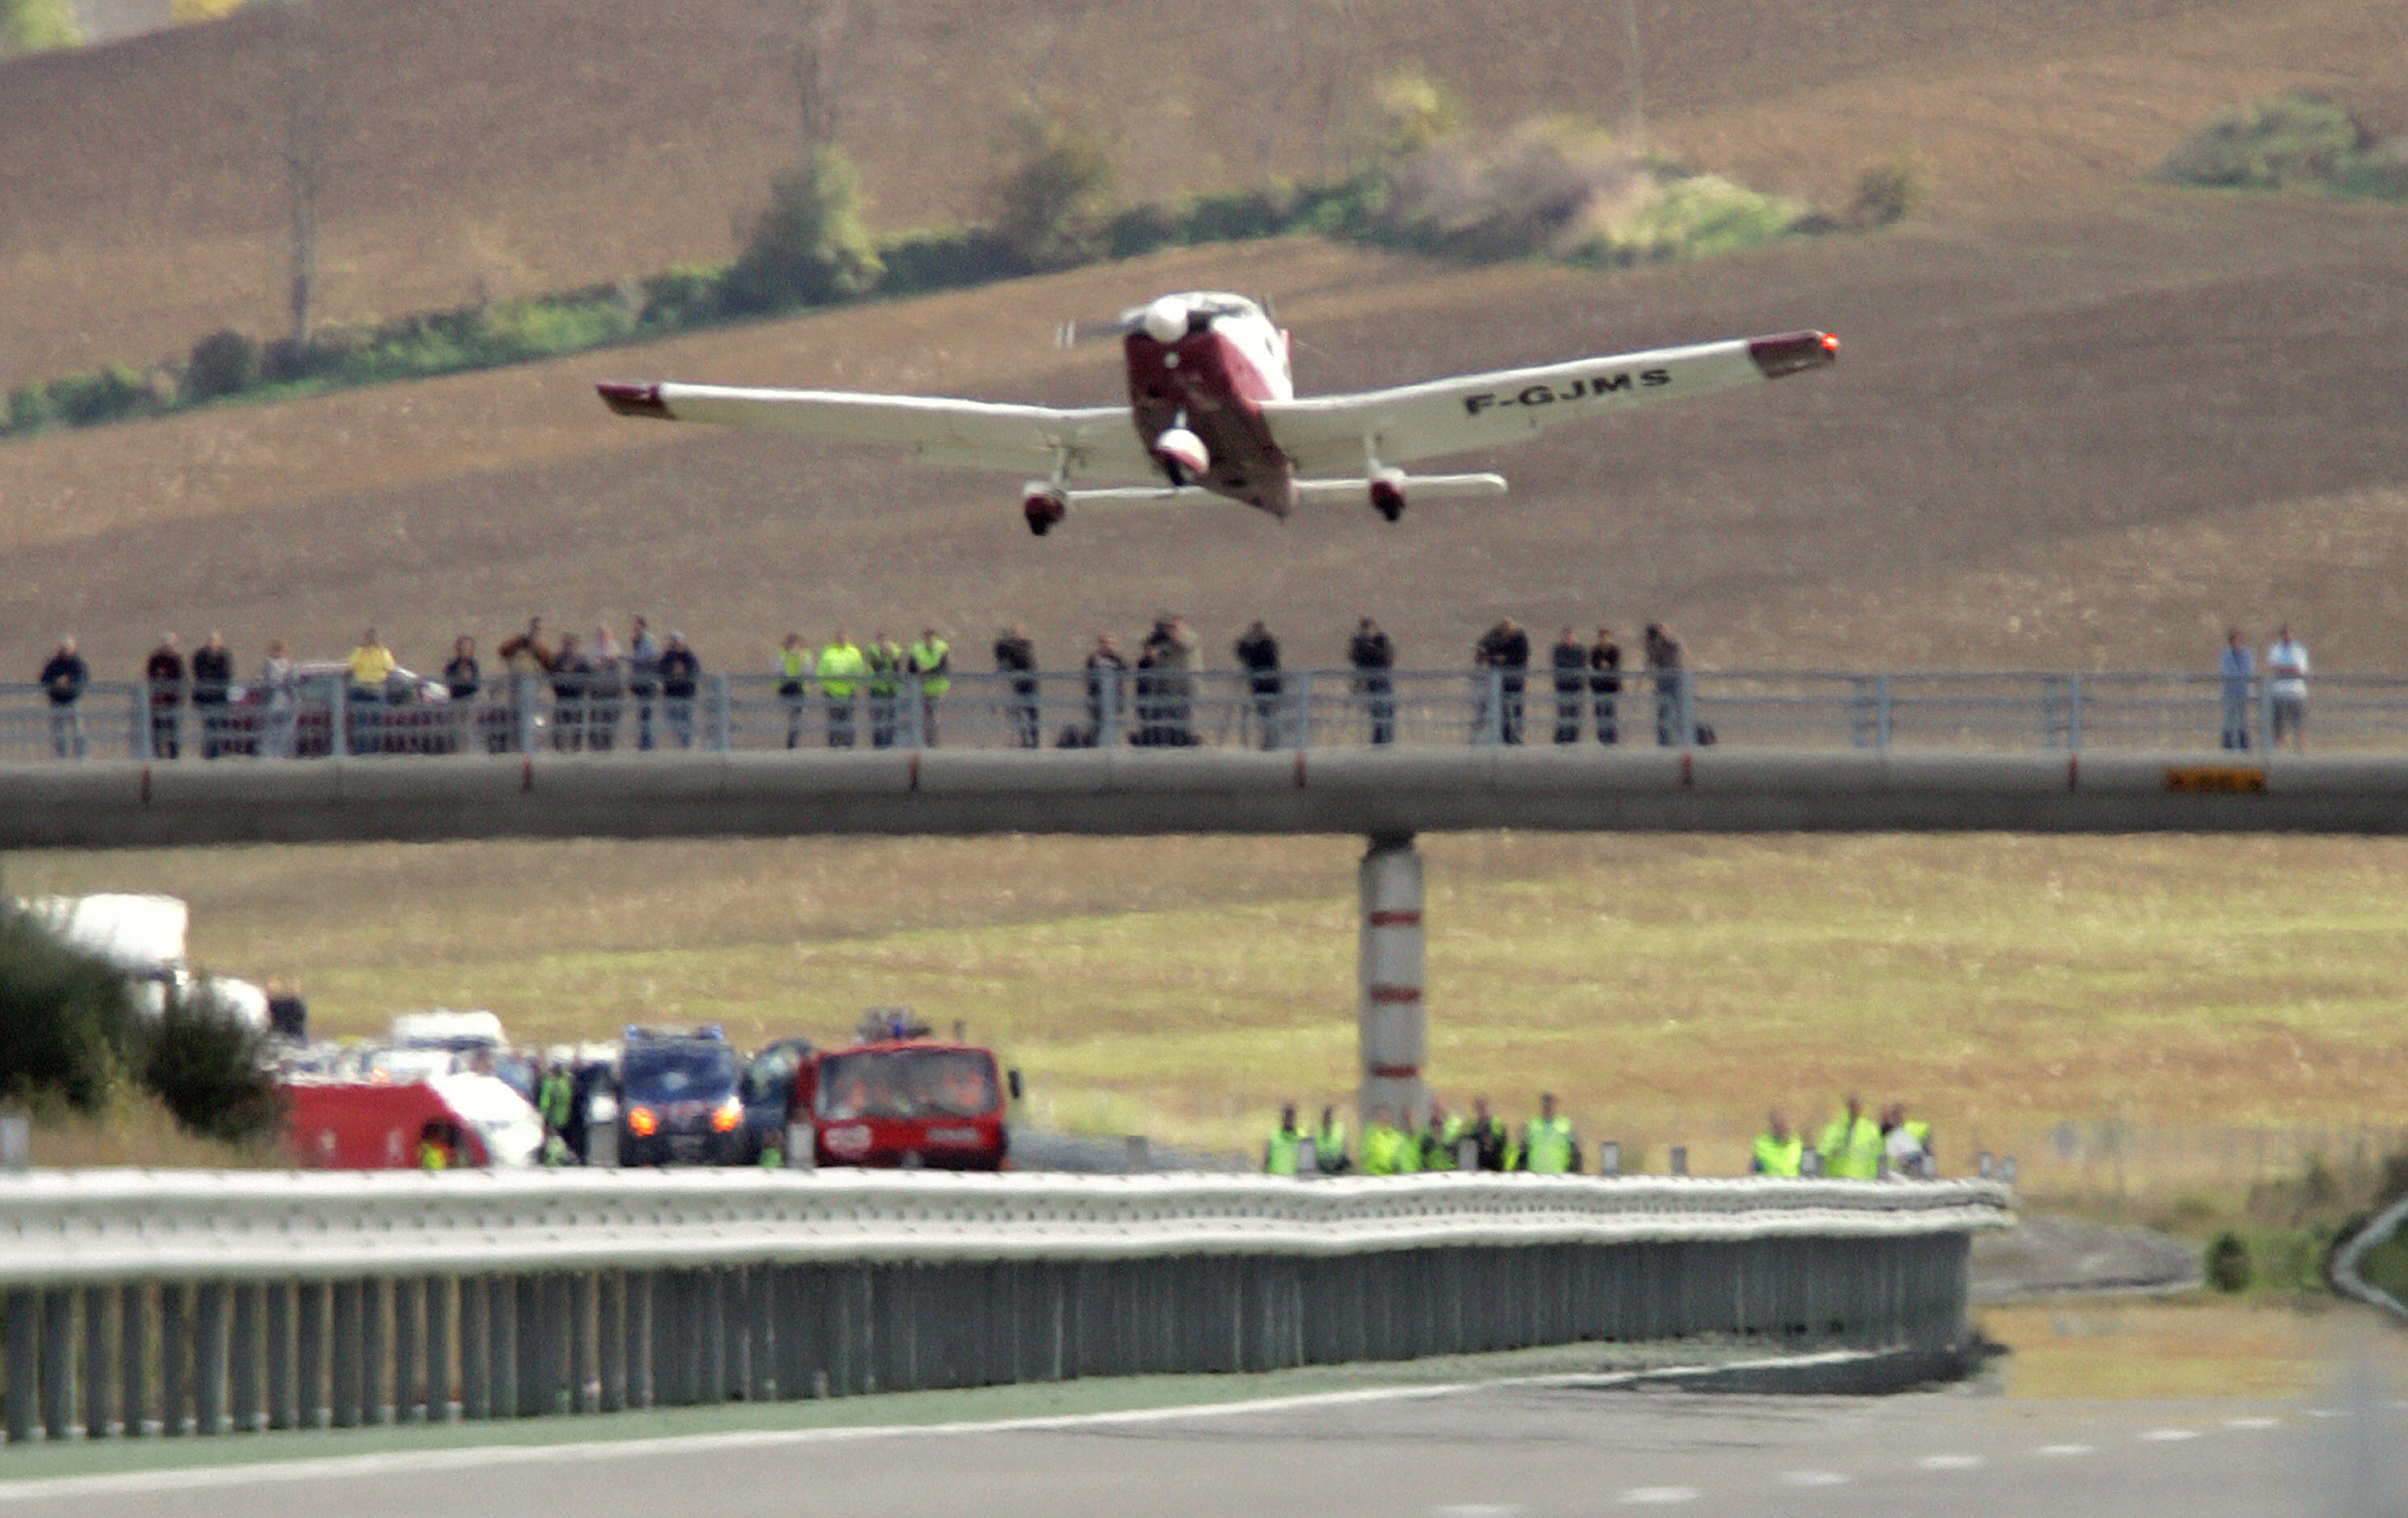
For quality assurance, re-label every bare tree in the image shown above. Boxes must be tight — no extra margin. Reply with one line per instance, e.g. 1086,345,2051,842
269,0,337,350
790,0,867,153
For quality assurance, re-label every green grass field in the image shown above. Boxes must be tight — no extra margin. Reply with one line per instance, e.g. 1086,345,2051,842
12,830,2408,1196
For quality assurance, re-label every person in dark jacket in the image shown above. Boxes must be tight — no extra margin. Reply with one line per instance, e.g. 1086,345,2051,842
443,635,485,754
994,624,1039,748
144,634,184,759
1234,620,1282,748
1550,626,1586,744
1083,633,1127,744
1348,617,1395,745
549,632,588,751
1475,619,1529,744
1589,626,1622,745
189,630,234,758
40,636,89,759
657,633,702,748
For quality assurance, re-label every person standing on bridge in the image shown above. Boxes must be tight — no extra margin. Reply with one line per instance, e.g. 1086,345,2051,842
627,616,662,751
1818,1094,1884,1180
1465,1096,1513,1171
40,636,87,760
1348,617,1395,745
1359,1107,1420,1175
867,634,905,748
995,624,1040,748
189,630,235,760
1750,1110,1804,1177
1314,1104,1350,1174
1083,633,1127,744
260,640,299,758
2266,624,2309,753
1235,620,1282,748
659,633,701,748
1645,622,1685,747
144,634,184,759
2218,625,2253,751
1475,619,1530,744
909,626,952,745
818,630,867,748
548,632,588,752
1550,626,1586,744
1590,626,1622,745
776,633,814,748
1517,1092,1579,1173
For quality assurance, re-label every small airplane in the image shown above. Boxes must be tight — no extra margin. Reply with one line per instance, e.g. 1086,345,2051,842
596,291,1837,536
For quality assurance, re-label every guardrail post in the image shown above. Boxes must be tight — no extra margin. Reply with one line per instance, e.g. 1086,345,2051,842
38,1287,70,1440
512,677,536,754
710,676,731,753
597,1271,625,1414
228,1283,261,1432
2067,674,2084,751
426,1275,455,1423
745,1266,775,1403
263,1282,295,1430
118,1283,147,1436
511,1274,541,1417
570,1271,596,1415
2,1289,32,1442
330,680,350,759
159,1283,189,1435
193,1283,228,1435
390,1276,418,1423
628,1270,655,1410
903,679,925,750
1288,672,1312,749
488,1274,518,1418
456,1277,486,1421
81,1286,111,1437
329,1278,360,1428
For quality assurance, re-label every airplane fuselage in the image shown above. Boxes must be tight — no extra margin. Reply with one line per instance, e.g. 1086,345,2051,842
1121,294,1300,516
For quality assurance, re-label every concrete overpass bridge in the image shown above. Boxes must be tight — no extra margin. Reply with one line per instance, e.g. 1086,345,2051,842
7,743,2401,1126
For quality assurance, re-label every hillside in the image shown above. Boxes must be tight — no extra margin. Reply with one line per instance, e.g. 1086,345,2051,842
2,0,2397,387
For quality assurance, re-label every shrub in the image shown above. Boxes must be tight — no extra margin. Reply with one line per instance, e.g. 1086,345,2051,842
1106,202,1182,261
1367,66,1463,164
725,147,884,316
0,0,78,57
1849,153,1927,228
5,383,53,436
879,227,1020,295
139,986,283,1146
2160,93,2367,190
638,265,731,330
0,908,139,1116
990,97,1117,271
185,329,260,404
45,365,155,426
2205,1231,2251,1291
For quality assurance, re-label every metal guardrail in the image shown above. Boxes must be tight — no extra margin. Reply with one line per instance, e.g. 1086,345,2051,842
0,669,2391,762
0,1169,2011,1441
2331,1192,2408,1324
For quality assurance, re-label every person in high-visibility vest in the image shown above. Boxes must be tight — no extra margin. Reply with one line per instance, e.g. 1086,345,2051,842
1464,1096,1514,1171
1313,1105,1350,1174
1359,1108,1419,1175
776,633,814,749
908,628,952,745
1818,1094,1884,1179
817,632,867,748
867,633,905,748
1421,1102,1466,1170
1750,1109,1804,1177
1518,1092,1580,1173
416,1120,452,1172
1264,1103,1306,1176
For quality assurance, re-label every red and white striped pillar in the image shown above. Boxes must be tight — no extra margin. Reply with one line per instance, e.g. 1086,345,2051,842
1357,834,1427,1131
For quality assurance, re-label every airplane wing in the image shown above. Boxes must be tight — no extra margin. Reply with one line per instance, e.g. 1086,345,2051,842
595,382,1155,480
1260,331,1836,475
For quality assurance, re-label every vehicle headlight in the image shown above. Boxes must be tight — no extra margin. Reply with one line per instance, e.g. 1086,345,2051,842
627,1105,658,1137
710,1096,743,1133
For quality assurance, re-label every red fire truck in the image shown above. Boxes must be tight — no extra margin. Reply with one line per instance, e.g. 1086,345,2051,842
790,1028,1020,1171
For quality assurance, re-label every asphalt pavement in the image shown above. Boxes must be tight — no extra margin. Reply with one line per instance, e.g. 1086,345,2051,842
3,1373,2394,1518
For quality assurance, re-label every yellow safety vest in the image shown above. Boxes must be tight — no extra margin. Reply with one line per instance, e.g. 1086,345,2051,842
1819,1116,1884,1179
909,638,951,697
1751,1133,1804,1177
1264,1126,1303,1176
817,643,866,699
1314,1121,1347,1172
417,1140,448,1172
1361,1121,1418,1175
1521,1115,1575,1173
777,647,812,689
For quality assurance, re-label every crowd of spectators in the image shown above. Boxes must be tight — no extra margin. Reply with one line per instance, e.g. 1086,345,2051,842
1263,1088,1935,1179
30,613,1709,760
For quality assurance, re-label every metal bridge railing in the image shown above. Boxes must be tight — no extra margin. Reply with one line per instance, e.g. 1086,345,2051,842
0,669,2385,763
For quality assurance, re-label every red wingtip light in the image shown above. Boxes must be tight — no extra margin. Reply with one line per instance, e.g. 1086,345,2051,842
1747,331,1840,380
596,380,672,419
1821,332,1840,352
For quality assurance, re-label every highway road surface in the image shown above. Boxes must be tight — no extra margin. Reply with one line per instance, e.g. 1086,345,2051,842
2,1376,2396,1518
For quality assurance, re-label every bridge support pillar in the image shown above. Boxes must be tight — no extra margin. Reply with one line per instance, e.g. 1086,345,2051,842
1357,834,1428,1131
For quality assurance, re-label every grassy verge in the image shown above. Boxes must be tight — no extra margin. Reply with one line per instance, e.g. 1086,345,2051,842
10,832,2408,1194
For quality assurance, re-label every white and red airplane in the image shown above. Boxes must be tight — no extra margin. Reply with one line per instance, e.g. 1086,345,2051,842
596,291,1837,536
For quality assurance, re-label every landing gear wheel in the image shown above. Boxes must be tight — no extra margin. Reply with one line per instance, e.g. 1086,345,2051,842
1023,491,1067,536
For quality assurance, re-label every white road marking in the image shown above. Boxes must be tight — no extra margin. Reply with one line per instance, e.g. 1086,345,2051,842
2140,1428,2200,1442
2223,1417,2279,1430
2306,1407,2341,1418
1432,1507,1522,1517
1618,1488,1698,1505
1918,1453,1984,1470
2034,1444,2093,1457
1779,1469,1851,1486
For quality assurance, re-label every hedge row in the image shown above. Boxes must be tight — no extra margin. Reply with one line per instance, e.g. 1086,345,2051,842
0,167,1803,443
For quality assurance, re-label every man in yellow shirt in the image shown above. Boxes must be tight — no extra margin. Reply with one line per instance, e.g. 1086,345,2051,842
345,629,397,753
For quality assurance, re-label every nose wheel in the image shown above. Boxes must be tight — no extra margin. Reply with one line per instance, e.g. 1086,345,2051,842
1023,489,1068,536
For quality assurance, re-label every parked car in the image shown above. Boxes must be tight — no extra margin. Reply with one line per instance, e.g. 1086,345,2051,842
617,1025,748,1166
740,1037,813,1162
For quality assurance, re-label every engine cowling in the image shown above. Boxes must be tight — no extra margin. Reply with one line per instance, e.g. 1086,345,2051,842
1154,427,1209,481
1368,471,1406,523
1022,486,1068,536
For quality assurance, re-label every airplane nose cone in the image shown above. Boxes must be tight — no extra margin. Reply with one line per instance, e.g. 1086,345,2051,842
1155,427,1209,476
1143,296,1189,345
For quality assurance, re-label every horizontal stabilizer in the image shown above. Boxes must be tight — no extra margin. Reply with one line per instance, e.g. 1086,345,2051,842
1293,473,1509,503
